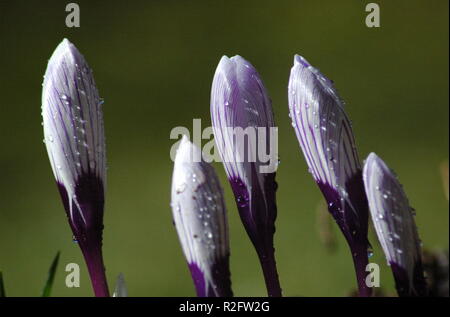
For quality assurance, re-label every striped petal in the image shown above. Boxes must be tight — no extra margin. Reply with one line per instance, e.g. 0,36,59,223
288,54,370,296
363,153,427,296
42,39,109,297
171,136,232,297
42,38,106,235
210,56,281,297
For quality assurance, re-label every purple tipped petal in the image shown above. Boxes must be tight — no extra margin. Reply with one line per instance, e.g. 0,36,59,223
288,54,370,296
42,39,109,296
211,55,281,297
171,136,232,297
363,153,427,296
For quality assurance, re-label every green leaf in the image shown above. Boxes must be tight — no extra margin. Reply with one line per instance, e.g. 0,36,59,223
42,251,60,297
0,271,5,297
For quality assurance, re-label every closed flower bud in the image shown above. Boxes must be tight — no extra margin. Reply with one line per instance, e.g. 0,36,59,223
42,39,109,296
363,153,427,296
171,136,232,297
211,55,281,297
288,54,371,296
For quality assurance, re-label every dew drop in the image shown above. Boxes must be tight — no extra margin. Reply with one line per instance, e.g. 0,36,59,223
176,183,186,194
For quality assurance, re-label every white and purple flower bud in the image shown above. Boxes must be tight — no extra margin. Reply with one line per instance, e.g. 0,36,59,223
210,55,281,297
171,136,232,297
42,39,109,296
288,54,371,296
363,153,427,296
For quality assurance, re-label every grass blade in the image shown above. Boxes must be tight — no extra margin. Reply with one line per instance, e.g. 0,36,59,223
42,251,60,297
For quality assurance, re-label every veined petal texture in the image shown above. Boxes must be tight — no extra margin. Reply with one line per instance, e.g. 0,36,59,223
211,55,281,296
171,136,232,297
288,54,370,296
288,54,368,244
363,153,427,296
42,38,106,236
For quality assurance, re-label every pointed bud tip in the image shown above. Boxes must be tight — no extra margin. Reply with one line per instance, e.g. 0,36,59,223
294,54,311,68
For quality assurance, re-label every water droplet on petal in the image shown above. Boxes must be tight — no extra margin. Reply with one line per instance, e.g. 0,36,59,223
176,183,186,194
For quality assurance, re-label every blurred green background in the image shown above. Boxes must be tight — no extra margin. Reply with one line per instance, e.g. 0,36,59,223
0,0,448,297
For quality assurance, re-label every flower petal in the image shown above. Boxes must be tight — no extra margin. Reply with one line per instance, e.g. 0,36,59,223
211,55,281,296
288,54,367,240
171,136,232,297
42,38,106,233
363,152,427,296
288,54,371,296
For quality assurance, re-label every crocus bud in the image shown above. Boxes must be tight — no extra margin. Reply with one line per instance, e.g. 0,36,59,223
363,153,427,296
42,39,109,296
211,55,281,297
171,136,232,297
288,54,371,296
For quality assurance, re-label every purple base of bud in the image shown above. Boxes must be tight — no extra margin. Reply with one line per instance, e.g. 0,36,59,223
390,262,428,297
319,171,372,297
188,258,233,297
57,175,110,297
230,174,282,297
